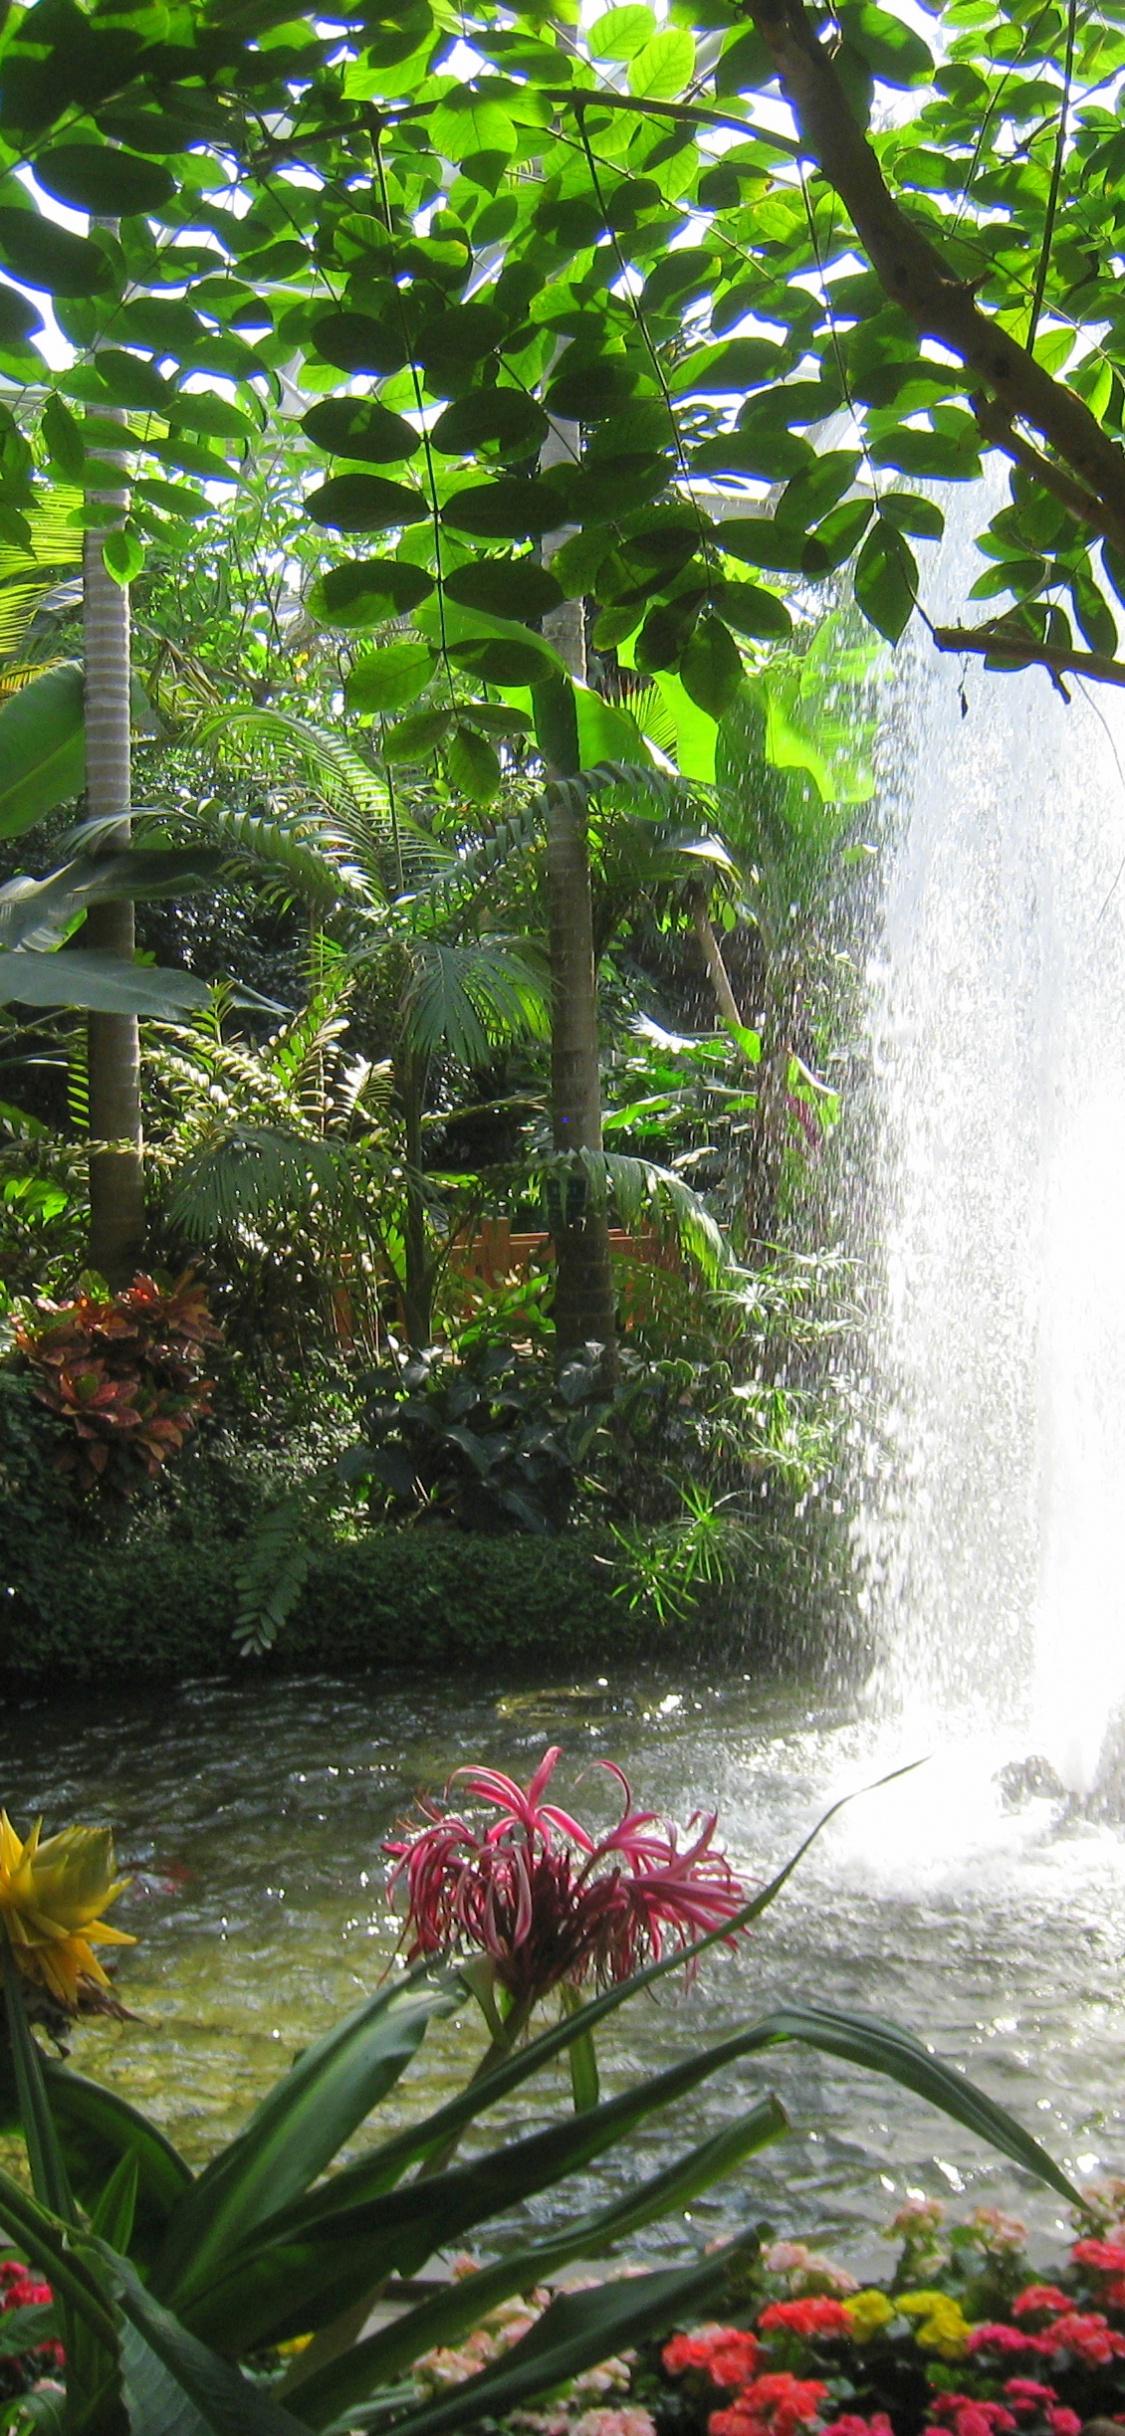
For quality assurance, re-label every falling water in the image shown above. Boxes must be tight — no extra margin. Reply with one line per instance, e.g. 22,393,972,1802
860,489,1125,1797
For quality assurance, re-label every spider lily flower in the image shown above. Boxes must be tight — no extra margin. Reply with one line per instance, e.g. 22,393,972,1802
384,1746,749,2010
0,1812,135,2013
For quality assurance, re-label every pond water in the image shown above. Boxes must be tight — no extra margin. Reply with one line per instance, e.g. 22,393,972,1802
3,1664,1123,2274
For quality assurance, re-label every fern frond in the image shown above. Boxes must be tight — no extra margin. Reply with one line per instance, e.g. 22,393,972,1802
405,799,545,930
233,1476,344,1654
395,936,549,1068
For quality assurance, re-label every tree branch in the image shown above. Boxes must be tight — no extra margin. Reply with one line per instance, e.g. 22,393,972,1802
970,393,1125,553
740,0,1125,529
933,624,1125,689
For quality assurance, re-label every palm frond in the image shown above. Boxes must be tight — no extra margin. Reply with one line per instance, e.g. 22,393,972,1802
172,803,367,909
405,799,545,930
397,936,549,1068
546,1148,734,1285
0,491,83,583
164,1124,349,1241
0,580,58,663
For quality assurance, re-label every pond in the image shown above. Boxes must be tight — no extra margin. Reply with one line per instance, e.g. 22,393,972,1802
3,1665,1123,2273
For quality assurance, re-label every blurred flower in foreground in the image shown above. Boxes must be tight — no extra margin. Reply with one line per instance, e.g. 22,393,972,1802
0,1812,134,2012
385,1746,749,2009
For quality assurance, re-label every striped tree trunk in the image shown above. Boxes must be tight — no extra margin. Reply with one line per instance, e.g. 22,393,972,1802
84,402,144,1287
540,415,617,1373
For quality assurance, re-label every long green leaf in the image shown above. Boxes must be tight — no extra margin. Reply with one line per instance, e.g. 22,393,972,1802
0,661,85,838
156,1965,461,2306
0,2166,120,2350
85,2243,311,2436
39,2055,193,2268
287,2095,788,2431
1,1930,75,2224
0,949,212,1015
357,2249,749,2436
184,1965,1074,2356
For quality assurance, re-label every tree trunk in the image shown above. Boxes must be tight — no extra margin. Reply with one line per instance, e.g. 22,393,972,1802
540,413,617,1371
399,1046,433,1349
84,402,144,1289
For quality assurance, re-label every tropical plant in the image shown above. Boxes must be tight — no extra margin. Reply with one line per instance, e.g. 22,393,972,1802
0,1773,1084,2436
11,1272,221,1498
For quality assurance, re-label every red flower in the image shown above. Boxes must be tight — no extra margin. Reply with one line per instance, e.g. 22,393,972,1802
1048,2312,1125,2365
386,1749,749,2007
966,2327,1056,2359
759,2300,853,2341
823,2418,894,2436
1003,2382,1060,2411
1012,2290,1070,2319
1045,2414,1081,2436
1072,2239,1125,2274
930,2397,1017,2436
663,2328,764,2388
709,2371,830,2436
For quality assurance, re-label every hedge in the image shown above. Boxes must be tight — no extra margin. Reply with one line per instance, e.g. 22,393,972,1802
0,1521,782,1691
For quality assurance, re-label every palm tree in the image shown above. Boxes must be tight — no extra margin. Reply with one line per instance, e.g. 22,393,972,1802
82,407,144,1286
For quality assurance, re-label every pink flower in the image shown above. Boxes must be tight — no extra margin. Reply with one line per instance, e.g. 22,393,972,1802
759,2299,854,2340
1046,2416,1081,2436
1003,2382,1060,2411
823,2418,895,2436
1012,2289,1070,2319
1048,2310,1125,2364
966,2326,1056,2359
571,2414,658,2436
385,1748,749,2006
930,2397,1016,2436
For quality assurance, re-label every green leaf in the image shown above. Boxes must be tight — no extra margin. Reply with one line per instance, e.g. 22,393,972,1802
93,347,173,411
35,143,175,215
307,559,435,629
588,5,656,60
711,581,792,641
776,450,862,532
805,498,874,570
545,360,641,420
345,642,437,715
168,393,259,444
305,474,428,532
442,478,563,539
382,709,453,764
449,620,562,687
1,1929,74,2224
378,2253,746,2436
0,281,43,345
415,301,508,377
722,519,810,576
154,1966,460,2309
837,0,933,82
446,725,502,803
0,662,86,837
680,615,744,719
88,2241,310,2436
37,2057,193,2270
1069,565,1118,653
533,676,581,779
90,2151,140,2257
309,311,407,377
0,206,112,296
442,558,563,621
431,391,549,458
628,25,695,95
42,392,85,482
102,525,144,585
289,2098,787,2431
854,517,917,640
868,424,981,479
301,398,421,465
0,949,212,1015
878,491,945,538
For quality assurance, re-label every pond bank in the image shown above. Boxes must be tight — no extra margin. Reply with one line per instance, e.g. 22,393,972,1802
0,1523,837,1692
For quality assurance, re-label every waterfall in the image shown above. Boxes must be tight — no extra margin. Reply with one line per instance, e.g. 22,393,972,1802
858,497,1125,1795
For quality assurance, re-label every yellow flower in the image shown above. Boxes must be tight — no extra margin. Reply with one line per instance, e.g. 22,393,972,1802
896,2291,972,2361
845,2291,897,2339
0,1811,135,2012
